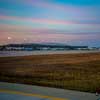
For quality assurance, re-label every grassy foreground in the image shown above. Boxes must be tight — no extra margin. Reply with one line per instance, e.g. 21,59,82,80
0,52,100,92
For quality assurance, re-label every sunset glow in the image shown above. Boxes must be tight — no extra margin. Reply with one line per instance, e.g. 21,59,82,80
0,0,100,46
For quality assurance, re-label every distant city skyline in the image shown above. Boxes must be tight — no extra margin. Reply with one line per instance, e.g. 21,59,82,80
0,0,100,47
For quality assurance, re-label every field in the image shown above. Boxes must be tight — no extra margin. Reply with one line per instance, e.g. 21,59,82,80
0,52,100,92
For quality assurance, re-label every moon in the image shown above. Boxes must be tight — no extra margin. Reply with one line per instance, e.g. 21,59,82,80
8,37,12,40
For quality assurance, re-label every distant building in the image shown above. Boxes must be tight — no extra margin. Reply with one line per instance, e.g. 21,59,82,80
0,43,89,51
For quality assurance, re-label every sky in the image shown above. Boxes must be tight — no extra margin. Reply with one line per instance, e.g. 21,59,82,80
0,0,100,47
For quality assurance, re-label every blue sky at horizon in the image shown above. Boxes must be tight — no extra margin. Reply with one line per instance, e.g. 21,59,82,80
0,0,100,47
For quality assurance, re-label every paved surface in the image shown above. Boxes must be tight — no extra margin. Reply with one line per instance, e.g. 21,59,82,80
0,50,100,57
0,82,98,100
0,92,51,100
0,89,65,100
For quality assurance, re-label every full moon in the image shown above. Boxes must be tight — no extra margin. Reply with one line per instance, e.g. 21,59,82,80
7,37,12,40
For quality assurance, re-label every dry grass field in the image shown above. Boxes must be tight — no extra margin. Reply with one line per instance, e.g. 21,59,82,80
0,52,100,92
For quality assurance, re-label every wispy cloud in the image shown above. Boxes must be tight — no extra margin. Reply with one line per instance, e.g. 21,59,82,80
0,15,76,25
0,0,100,46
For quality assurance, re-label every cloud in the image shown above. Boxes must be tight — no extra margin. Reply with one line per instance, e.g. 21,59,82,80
24,0,100,19
1,0,100,26
0,30,100,45
0,22,100,35
0,15,76,25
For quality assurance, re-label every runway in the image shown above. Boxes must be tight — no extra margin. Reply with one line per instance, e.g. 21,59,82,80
0,50,100,57
0,82,97,100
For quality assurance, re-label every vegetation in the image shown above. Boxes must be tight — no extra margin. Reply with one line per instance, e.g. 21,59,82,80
0,52,100,92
